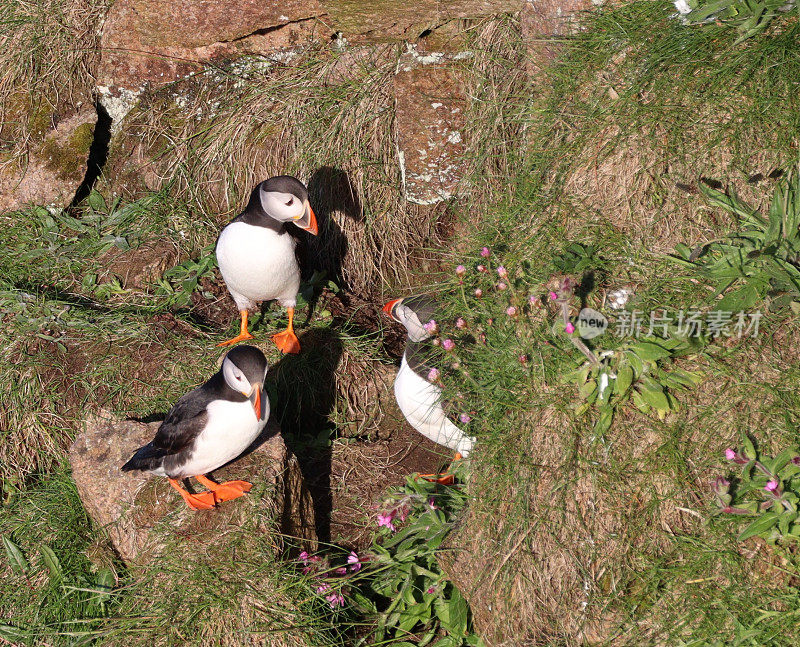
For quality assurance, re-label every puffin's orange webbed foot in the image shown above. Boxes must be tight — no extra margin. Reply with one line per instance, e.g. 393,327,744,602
195,475,252,503
271,328,301,354
418,473,456,486
218,310,254,347
217,332,255,347
169,479,217,510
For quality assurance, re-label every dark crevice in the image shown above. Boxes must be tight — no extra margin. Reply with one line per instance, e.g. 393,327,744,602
69,101,112,210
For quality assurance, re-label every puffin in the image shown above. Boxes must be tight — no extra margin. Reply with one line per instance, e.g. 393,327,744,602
215,175,318,352
121,345,269,510
382,295,475,482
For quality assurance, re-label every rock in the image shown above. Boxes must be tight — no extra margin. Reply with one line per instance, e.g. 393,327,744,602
321,0,524,43
394,45,469,205
69,411,316,563
97,0,330,95
521,0,599,69
0,107,96,212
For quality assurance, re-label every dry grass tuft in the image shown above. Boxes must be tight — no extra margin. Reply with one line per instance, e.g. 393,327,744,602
0,0,108,155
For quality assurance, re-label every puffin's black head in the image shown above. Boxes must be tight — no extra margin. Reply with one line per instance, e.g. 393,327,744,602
221,345,269,420
382,294,437,342
245,175,318,235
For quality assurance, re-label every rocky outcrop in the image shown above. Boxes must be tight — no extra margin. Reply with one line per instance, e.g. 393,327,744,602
69,411,315,563
0,106,96,211
97,0,331,95
395,45,469,205
320,0,524,43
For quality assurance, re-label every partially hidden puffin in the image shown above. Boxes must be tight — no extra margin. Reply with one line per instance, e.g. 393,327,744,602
382,295,475,482
215,175,318,352
122,345,269,510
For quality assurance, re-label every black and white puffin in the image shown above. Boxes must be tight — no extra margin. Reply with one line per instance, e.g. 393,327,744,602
215,175,318,353
121,345,269,510
382,295,475,481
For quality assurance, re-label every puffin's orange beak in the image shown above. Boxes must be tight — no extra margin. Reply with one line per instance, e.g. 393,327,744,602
382,298,401,318
249,383,264,421
303,205,318,236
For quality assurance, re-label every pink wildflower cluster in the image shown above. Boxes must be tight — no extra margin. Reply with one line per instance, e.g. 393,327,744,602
377,503,410,533
298,550,364,609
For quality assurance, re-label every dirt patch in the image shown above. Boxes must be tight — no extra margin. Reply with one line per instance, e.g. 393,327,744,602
328,425,450,551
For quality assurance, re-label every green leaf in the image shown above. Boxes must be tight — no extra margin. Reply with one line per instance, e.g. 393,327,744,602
741,435,757,461
87,190,107,212
717,284,760,312
630,341,673,362
738,512,780,541
637,379,670,412
594,407,614,437
779,511,797,536
39,545,62,583
2,537,28,575
615,365,633,396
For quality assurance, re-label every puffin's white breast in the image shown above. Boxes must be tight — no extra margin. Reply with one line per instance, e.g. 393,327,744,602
174,398,270,478
216,222,300,306
394,355,474,456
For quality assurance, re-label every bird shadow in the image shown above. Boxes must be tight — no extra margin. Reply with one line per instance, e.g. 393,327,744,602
296,167,364,320
265,327,343,544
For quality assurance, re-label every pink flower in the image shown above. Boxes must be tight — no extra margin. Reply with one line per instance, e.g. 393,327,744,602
458,413,471,424
427,367,440,381
765,480,779,492
397,506,409,522
497,282,507,291
455,265,466,276
549,291,558,301
316,583,331,594
326,592,345,608
529,295,538,306
565,322,575,334
423,319,438,334
377,512,396,531
442,338,455,351
474,288,483,298
477,264,487,273
506,306,517,316
298,551,309,563
481,247,491,258
455,317,466,329
426,586,436,594
497,266,508,278
518,354,528,364
347,551,361,572
335,567,347,575
724,448,736,461
428,498,437,510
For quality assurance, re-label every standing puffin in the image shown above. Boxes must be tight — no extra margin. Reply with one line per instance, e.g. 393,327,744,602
122,346,269,510
215,175,318,352
382,295,475,482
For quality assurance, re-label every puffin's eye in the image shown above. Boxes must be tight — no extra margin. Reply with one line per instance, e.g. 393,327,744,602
233,368,244,381
285,197,294,206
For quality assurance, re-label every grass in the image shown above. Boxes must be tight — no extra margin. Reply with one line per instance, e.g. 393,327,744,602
410,3,800,643
0,0,108,160
3,0,800,645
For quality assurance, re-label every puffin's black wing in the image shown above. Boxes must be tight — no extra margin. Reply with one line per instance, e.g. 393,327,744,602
121,381,217,472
